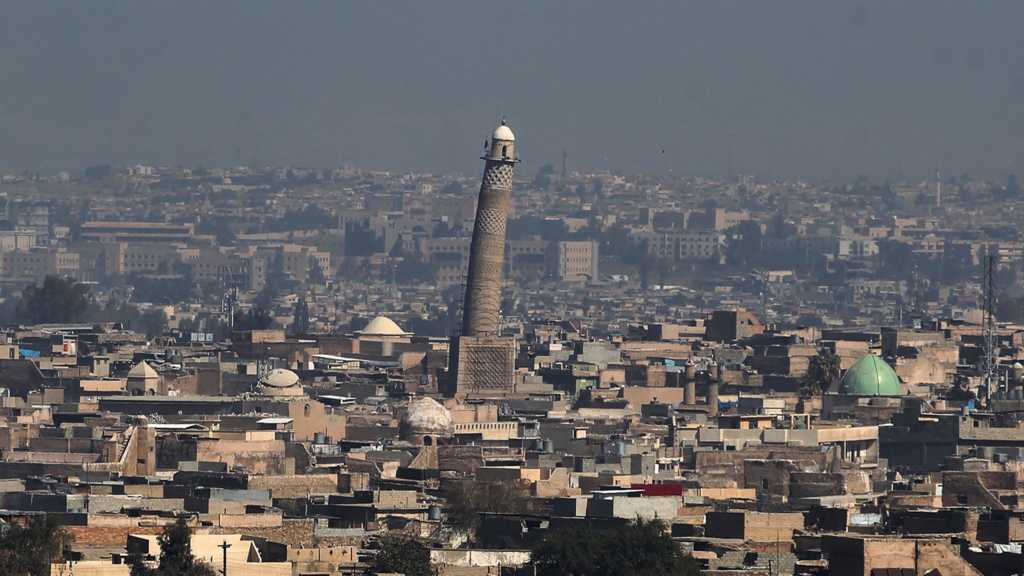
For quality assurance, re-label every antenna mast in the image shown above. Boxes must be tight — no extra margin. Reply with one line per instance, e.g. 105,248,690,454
983,251,997,396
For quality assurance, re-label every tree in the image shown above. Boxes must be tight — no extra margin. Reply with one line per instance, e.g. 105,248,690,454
0,515,71,576
373,534,435,576
15,275,90,325
195,216,236,245
725,220,764,267
533,163,556,191
234,307,275,331
291,297,310,336
126,273,192,305
444,479,533,532
130,517,216,576
878,240,915,280
308,256,327,285
802,349,841,396
530,518,700,576
257,252,293,307
139,309,169,339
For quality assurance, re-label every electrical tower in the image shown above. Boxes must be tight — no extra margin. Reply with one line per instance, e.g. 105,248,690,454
983,251,997,396
220,265,238,331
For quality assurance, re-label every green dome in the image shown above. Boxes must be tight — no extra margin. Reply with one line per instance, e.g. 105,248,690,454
839,355,901,396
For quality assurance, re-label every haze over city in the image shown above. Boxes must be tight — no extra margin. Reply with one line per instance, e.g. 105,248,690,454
4,3,1024,576
3,1,1024,180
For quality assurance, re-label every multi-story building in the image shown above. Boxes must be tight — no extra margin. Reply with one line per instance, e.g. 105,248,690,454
547,240,598,282
0,230,35,253
118,242,183,275
81,221,200,243
1,247,79,282
642,231,723,261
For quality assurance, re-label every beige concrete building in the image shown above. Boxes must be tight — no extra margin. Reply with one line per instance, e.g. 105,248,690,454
1,247,79,281
547,240,598,282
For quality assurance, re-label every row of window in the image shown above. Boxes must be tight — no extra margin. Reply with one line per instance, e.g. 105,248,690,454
457,422,516,430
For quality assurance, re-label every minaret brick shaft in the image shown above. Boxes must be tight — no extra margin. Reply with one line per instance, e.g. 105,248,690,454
461,121,518,337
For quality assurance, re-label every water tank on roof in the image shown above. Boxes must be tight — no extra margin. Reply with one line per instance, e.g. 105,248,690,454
428,505,443,522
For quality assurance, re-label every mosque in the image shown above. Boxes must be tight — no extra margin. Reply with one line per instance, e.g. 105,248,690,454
399,396,453,446
837,354,903,396
822,354,905,420
257,367,304,397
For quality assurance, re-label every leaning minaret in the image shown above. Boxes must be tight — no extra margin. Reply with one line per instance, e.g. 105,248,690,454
461,120,518,337
445,121,519,397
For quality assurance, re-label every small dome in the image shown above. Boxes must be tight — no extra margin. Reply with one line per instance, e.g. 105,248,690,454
262,368,300,388
358,315,410,337
839,355,901,396
401,397,452,436
492,122,515,142
128,361,158,380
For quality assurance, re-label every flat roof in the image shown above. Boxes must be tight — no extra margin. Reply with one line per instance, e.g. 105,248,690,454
256,417,293,425
100,395,235,403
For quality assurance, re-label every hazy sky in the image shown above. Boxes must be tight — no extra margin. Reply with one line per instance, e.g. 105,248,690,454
2,2,1023,181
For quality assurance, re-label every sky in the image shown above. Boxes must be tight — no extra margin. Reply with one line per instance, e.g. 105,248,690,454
2,1,1023,182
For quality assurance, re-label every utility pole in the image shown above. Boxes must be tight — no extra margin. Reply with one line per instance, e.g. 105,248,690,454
757,270,767,322
219,539,231,576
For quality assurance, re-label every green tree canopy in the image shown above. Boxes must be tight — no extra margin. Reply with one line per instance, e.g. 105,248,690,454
291,297,310,336
139,308,169,339
530,518,700,576
0,515,71,576
802,349,841,396
130,516,216,576
443,479,533,532
234,307,275,331
532,163,556,191
15,275,90,325
373,533,435,576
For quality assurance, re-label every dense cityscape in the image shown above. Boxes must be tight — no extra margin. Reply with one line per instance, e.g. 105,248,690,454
4,3,1024,575
1,119,1023,575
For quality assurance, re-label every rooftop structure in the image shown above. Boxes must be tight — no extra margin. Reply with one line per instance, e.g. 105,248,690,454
357,315,412,337
839,354,902,396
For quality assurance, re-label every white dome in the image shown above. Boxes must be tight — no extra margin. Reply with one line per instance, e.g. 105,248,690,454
492,122,515,142
402,397,452,436
359,315,410,337
262,368,300,388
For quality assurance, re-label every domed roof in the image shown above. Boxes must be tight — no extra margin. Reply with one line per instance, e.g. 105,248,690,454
358,315,411,337
127,361,158,380
839,355,901,396
260,368,303,397
492,121,515,142
402,397,452,436
262,368,300,388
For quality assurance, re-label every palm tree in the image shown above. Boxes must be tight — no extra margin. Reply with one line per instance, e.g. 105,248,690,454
802,349,841,396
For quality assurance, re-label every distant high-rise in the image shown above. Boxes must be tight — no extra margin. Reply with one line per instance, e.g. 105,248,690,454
461,120,518,337
446,121,519,397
